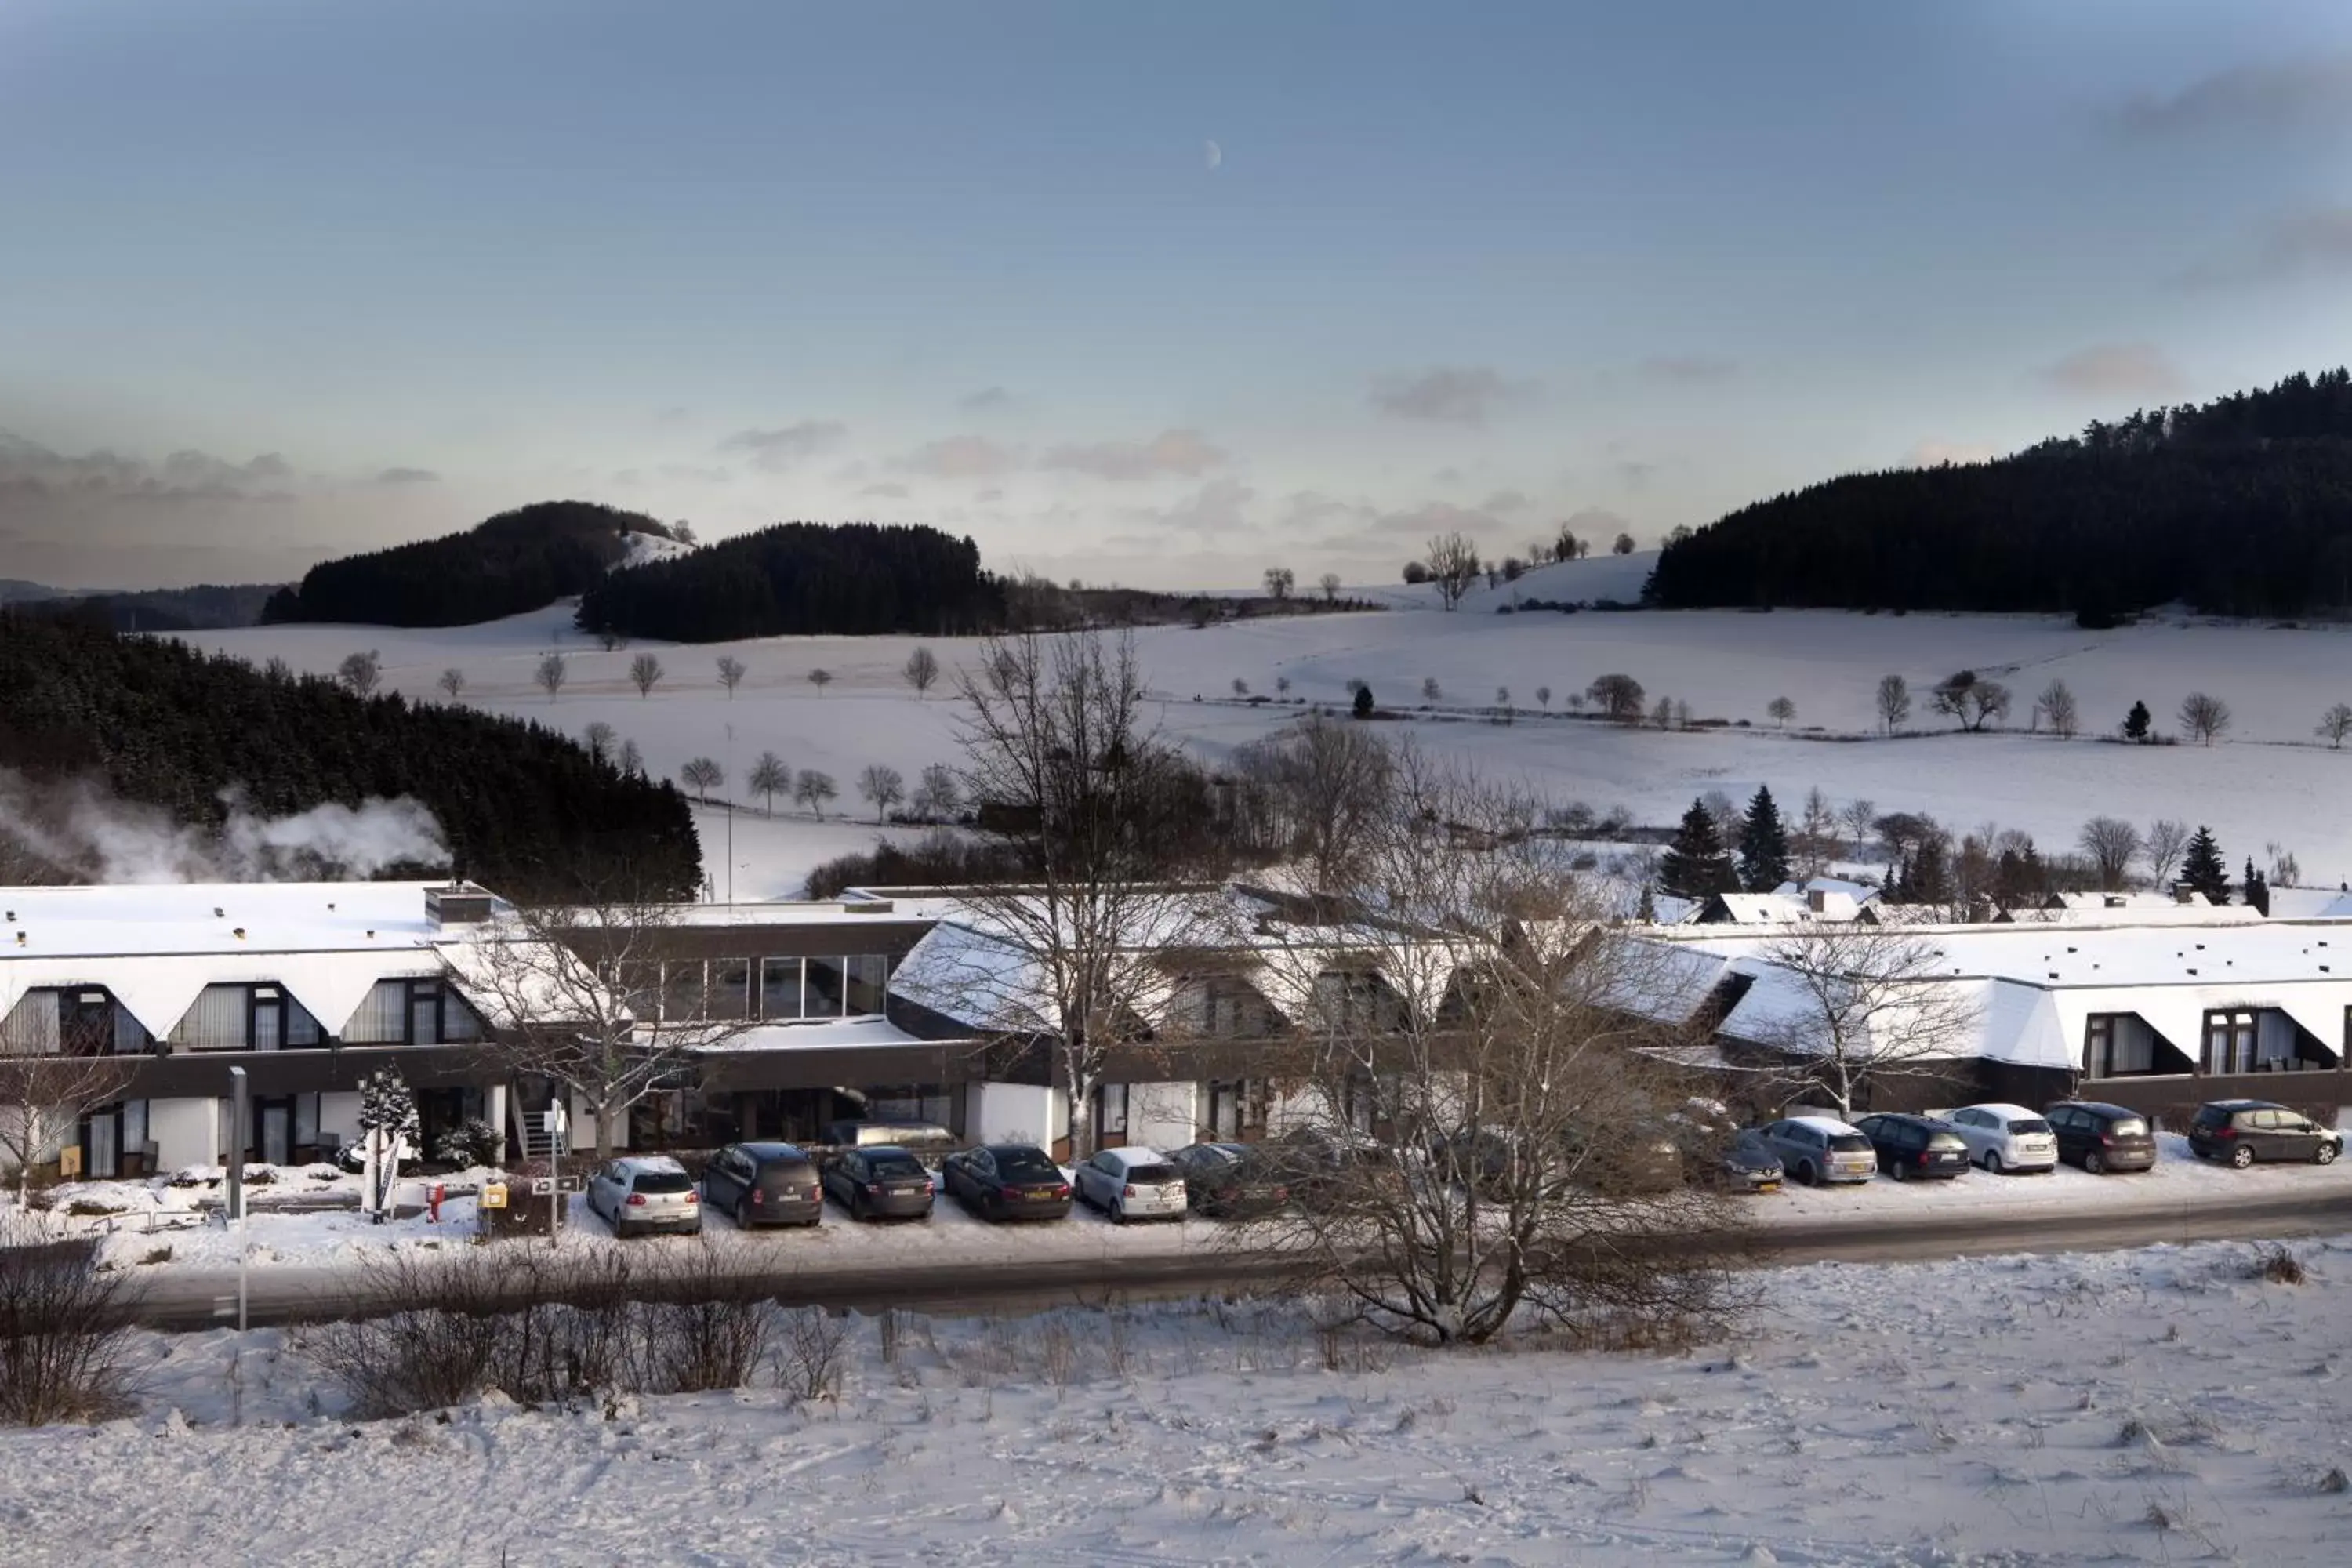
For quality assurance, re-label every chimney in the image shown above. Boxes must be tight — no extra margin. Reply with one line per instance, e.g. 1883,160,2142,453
426,882,495,929
1807,887,1827,913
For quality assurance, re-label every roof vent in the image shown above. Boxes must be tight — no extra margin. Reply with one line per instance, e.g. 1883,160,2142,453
232,927,245,941
426,883,495,929
2187,967,2198,976
213,906,225,918
2104,895,2125,909
13,932,22,948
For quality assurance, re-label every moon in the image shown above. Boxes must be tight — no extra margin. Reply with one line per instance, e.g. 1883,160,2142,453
1203,139,1221,171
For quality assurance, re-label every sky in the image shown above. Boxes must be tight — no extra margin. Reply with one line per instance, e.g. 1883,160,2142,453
2,1,2349,592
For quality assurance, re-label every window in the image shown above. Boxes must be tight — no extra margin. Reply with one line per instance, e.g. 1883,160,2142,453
171,985,255,1051
339,978,477,1044
2085,1013,2157,1077
710,960,751,1019
805,958,847,1019
662,960,710,1022
345,981,408,1044
2204,1011,2256,1076
1098,1083,1129,1137
760,958,804,1019
845,955,888,1015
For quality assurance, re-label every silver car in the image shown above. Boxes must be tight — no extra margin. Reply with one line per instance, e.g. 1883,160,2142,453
1755,1116,1878,1186
586,1155,702,1237
1073,1146,1189,1222
1929,1104,2059,1174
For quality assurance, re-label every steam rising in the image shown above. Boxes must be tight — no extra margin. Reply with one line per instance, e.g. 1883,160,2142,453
0,769,450,884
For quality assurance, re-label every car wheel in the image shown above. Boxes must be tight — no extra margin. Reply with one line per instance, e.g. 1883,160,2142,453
1111,1199,1127,1225
686,1222,702,1236
1889,1159,1908,1182
2084,1149,2106,1175
1796,1160,1818,1187
1984,1152,2004,1175
2230,1143,2256,1169
736,1197,754,1228
2318,1141,2340,1166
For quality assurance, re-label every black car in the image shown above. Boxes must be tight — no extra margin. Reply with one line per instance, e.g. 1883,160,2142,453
2187,1100,2343,1168
1851,1114,1971,1181
2042,1101,2157,1174
1711,1128,1784,1192
703,1141,823,1227
942,1142,1073,1221
821,1145,937,1221
1165,1141,1290,1218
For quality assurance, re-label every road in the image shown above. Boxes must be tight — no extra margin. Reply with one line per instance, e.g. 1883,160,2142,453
126,1189,2352,1330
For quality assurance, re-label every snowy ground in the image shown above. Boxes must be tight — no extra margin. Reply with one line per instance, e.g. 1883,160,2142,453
184,581,2352,894
52,1133,2352,1279
9,1232,2352,1563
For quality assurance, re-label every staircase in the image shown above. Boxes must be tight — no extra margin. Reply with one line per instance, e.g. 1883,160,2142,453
519,1110,570,1161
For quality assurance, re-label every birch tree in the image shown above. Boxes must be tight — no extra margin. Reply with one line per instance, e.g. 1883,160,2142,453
1748,924,1981,1119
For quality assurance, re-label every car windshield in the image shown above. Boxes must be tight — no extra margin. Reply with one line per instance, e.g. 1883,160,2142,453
868,1154,926,1179
1127,1163,1178,1184
2005,1118,2051,1134
994,1150,1060,1181
632,1170,692,1194
2110,1117,2148,1138
1828,1134,1872,1152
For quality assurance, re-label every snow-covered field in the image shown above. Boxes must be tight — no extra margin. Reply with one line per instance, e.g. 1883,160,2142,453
54,1132,2352,1279
184,566,2352,892
9,1232,2352,1564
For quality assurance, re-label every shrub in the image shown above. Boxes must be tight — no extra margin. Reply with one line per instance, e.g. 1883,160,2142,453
0,1215,142,1425
434,1120,505,1169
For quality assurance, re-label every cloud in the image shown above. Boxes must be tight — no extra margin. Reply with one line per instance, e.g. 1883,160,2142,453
1138,477,1258,537
1639,354,1740,384
896,434,1015,480
373,466,440,485
2116,53,2352,136
717,419,848,471
2177,206,2352,288
1369,366,1537,426
860,482,911,499
0,432,296,506
1478,488,1532,514
657,463,733,484
1905,440,2000,468
1040,427,1225,481
1561,506,1632,539
974,488,1004,503
1354,499,1509,542
2039,343,2185,398
958,386,1015,412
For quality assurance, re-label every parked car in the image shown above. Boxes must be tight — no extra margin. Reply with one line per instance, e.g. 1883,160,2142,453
1268,1127,1414,1205
2042,1100,2157,1174
2187,1100,2343,1168
942,1142,1073,1221
586,1154,702,1237
1754,1117,1878,1186
702,1142,823,1228
1072,1145,1189,1222
1928,1104,2058,1174
1853,1113,1972,1181
1710,1128,1784,1192
821,1120,959,1161
820,1145,937,1221
1164,1141,1290,1217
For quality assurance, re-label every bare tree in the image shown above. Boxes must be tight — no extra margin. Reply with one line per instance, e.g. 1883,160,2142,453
857,764,906,822
1928,671,2009,732
1230,716,1397,898
2078,816,2143,891
2318,703,2352,749
902,647,940,698
1275,675,1292,695
715,655,747,699
1838,797,1878,861
1421,677,1440,703
678,757,723,804
1611,531,1635,554
448,877,753,1161
583,721,616,766
1232,677,1250,698
2143,818,2190,887
437,667,466,700
1317,572,1342,603
791,768,837,818
1875,673,1910,733
0,1051,136,1204
1534,684,1551,710
807,668,833,696
2179,691,2231,746
597,628,627,653
1495,685,1512,710
2038,679,2079,739
909,763,961,821
618,739,643,776
1766,695,1795,729
1586,673,1645,722
1748,924,1982,1120
1424,532,1481,612
748,752,789,815
1795,786,1838,877
1650,695,1675,730
628,653,664,699
1251,757,1748,1345
338,649,383,699
942,629,1228,1161
1262,567,1295,601
535,652,568,700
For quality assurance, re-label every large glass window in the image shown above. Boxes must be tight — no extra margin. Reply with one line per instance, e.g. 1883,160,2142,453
805,958,847,1019
846,955,888,1015
2204,1011,2256,1076
171,985,252,1051
662,960,710,1022
344,980,408,1044
1098,1083,1129,1137
760,957,804,1020
711,960,752,1019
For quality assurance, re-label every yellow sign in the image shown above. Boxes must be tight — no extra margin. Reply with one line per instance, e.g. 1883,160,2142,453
57,1146,82,1179
480,1181,508,1210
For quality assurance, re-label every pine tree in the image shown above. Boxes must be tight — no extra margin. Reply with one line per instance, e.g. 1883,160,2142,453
1737,784,1791,892
1898,835,1952,906
2180,826,2229,904
1660,799,1737,900
1352,684,1375,720
2245,856,2271,915
2123,700,2152,743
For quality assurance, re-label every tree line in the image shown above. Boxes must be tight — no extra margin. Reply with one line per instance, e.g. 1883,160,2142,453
1645,368,2352,617
575,521,1004,644
263,500,673,627
0,607,701,899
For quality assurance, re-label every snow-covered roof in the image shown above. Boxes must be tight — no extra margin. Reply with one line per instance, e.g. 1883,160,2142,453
2256,887,2352,921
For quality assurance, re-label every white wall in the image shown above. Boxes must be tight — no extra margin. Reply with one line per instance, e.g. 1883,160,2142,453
1125,1081,1199,1151
151,1097,219,1171
318,1091,362,1149
971,1081,1060,1147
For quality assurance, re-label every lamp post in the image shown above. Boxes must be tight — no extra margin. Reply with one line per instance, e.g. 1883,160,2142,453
227,1065,249,1334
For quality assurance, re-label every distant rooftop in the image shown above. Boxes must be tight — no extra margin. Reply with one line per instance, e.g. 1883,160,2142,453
0,880,465,960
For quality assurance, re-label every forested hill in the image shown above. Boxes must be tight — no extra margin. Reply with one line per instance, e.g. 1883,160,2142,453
575,521,1006,642
0,608,702,900
262,500,675,627
1645,368,2352,618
